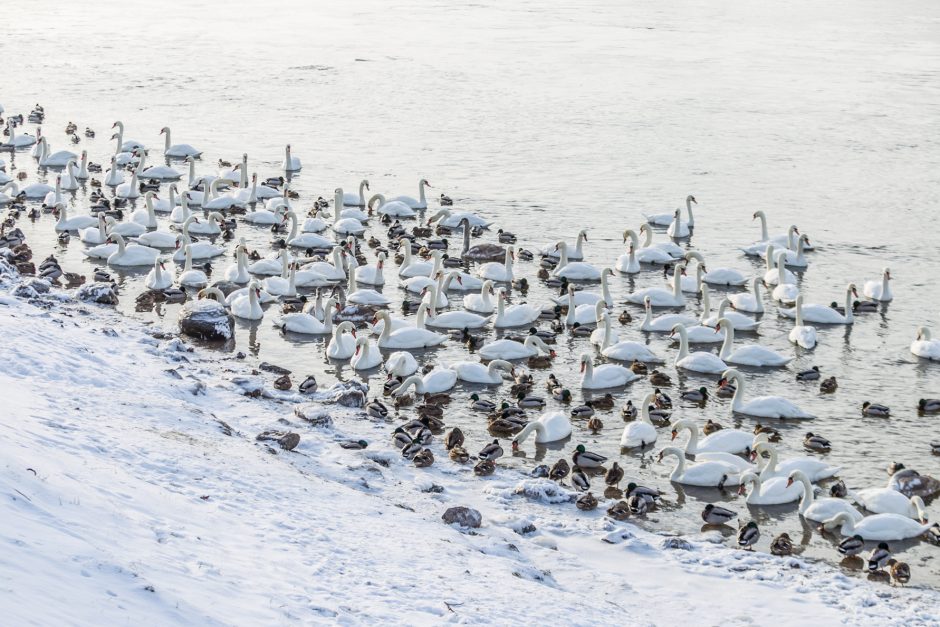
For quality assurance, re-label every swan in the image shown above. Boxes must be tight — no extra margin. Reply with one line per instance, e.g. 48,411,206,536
700,290,760,331
479,335,553,360
716,318,792,367
303,246,348,281
600,320,664,363
788,295,817,349
300,209,330,232
178,245,209,288
346,261,391,306
427,208,491,229
388,178,431,209
111,121,146,152
762,245,796,286
722,369,815,419
115,170,141,199
580,353,639,389
782,470,862,523
218,153,248,186
911,327,940,361
671,324,727,374
639,296,696,332
398,245,439,279
73,150,90,180
196,178,242,210
130,192,160,228
621,228,671,265
674,262,704,294
671,419,753,455
666,208,691,238
332,189,367,235
684,251,748,286
229,281,266,320
262,260,299,297
282,144,302,172
3,121,36,147
0,182,20,205
552,241,602,281
52,202,98,231
625,262,685,306
343,179,370,206
541,230,588,261
42,176,64,207
355,252,386,286
463,280,496,313
60,159,80,190
281,211,334,249
742,218,802,256
493,289,540,328
512,411,572,446
374,311,446,349
728,277,764,314
105,215,144,238
738,472,803,505
565,291,607,326
170,189,194,224
392,368,459,396
37,137,78,167
780,284,856,325
187,211,225,236
22,181,55,200
477,247,515,282
551,268,614,307
106,234,161,267
863,267,892,302
369,193,415,218
82,237,120,260
620,393,658,448
276,296,336,335
385,351,419,377
644,195,696,227
230,173,260,205
822,511,932,542
853,489,928,522
160,126,201,158
145,258,173,290
152,184,179,212
351,336,382,371
451,359,514,384
615,242,640,274
658,446,742,487
425,303,490,330
327,321,357,359
766,233,811,268
79,213,110,244
136,151,183,181
591,311,621,346
172,225,225,261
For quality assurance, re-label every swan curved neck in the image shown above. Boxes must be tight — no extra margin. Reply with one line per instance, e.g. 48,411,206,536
757,212,768,240
729,372,744,411
795,473,814,513
675,328,689,360
515,420,544,445
719,324,733,359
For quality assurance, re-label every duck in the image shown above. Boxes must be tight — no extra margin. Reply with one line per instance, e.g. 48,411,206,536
820,376,838,393
570,405,595,418
658,447,741,488
838,534,865,557
862,401,890,417
474,459,496,476
796,366,821,381
648,370,671,386
703,419,723,435
681,387,709,403
868,543,892,572
701,503,737,525
803,432,832,452
449,446,470,463
770,533,793,556
479,439,504,461
723,369,815,419
552,387,572,403
737,522,760,550
572,444,606,469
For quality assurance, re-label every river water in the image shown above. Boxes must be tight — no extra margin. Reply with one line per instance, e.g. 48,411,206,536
3,0,940,586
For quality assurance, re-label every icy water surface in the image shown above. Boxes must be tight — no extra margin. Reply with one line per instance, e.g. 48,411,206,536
3,0,940,585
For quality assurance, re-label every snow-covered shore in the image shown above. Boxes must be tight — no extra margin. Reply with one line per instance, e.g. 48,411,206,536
2,273,939,626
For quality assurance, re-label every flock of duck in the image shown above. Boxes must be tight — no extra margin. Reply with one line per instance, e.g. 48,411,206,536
2,103,939,587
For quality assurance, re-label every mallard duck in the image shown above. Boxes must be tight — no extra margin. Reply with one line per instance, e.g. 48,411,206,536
649,370,672,386
576,492,598,511
770,533,793,556
531,465,550,478
618,310,632,325
384,375,404,396
716,377,736,398
621,401,638,420
517,393,546,409
516,248,534,261
607,500,631,520
627,494,649,515
469,393,497,412
681,387,708,403
737,521,760,550
492,402,526,418
837,534,865,557
449,446,470,463
932,442,940,455
417,403,444,419
927,524,940,545
479,439,504,461
820,376,838,393
888,559,911,586
630,360,648,375
796,366,821,381
571,465,590,491
571,404,595,418
753,423,782,442
549,458,570,481
488,416,526,437
804,432,831,451
590,393,615,410
647,405,671,425
868,542,891,572
392,427,413,449
474,459,496,476
367,399,389,418
553,387,572,403
653,388,672,409
701,503,737,525
570,322,593,337
919,398,940,413
537,267,552,281
496,228,517,244
627,483,661,504
367,235,381,248
509,382,533,397
511,277,529,292
862,401,890,417
401,439,423,460
572,444,607,468
413,448,435,468
444,427,464,450
439,193,453,206
605,462,624,487
423,391,452,407
587,416,604,433
703,419,724,435
527,351,556,369
853,299,879,312
829,479,848,498
546,374,560,390
459,328,484,350
340,439,369,450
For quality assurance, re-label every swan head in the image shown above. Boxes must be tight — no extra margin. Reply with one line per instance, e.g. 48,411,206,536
420,178,431,188
847,283,858,297
721,368,741,383
737,472,759,494
579,352,593,373
882,267,891,280
159,127,169,135
752,210,765,220
687,195,697,204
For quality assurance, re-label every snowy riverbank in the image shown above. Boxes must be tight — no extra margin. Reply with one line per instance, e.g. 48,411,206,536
1,272,938,626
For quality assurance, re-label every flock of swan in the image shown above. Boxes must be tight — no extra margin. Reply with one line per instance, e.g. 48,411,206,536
2,104,939,585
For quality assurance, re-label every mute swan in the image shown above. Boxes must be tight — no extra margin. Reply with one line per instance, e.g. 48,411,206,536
863,267,892,302
427,208,491,228
333,189,367,234
657,446,742,487
780,284,856,325
398,246,439,278
762,245,796,286
580,353,638,389
452,359,514,384
327,321,357,359
600,320,664,363
343,179,370,206
79,213,109,244
392,368,458,395
684,251,748,286
728,277,764,314
262,260,299,297
716,318,792,367
512,411,572,446
369,193,415,218
277,211,332,249
160,126,201,158
775,234,810,268
145,258,173,290
106,234,161,267
853,489,928,522
911,327,940,361
374,311,446,348
173,227,225,261
620,393,658,448
178,245,208,288
354,252,386,286
552,241,602,280
674,262,703,294
22,181,55,199
738,472,803,505
822,511,932,542
351,336,382,371
170,189,194,224
52,202,97,231
115,170,140,199
130,192,159,228
671,324,727,374
136,150,182,181
463,280,496,313
591,311,621,346
670,419,753,455
477,247,515,282
541,230,588,261
42,176,63,207
788,295,817,349
3,121,36,147
622,228,671,265
303,246,348,281
742,218,803,256
700,291,760,331
112,121,145,152
60,159,80,190
188,211,225,236
480,335,553,360
276,297,337,335
493,289,540,328
639,296,696,332
551,268,614,307
425,304,490,330
0,182,21,205
616,243,640,274
751,442,840,483
347,262,391,306
74,150,90,180
152,184,179,212
784,470,861,523
37,137,78,167
401,270,457,300
282,144,302,172
388,178,430,209
644,195,696,227
565,291,606,326
666,208,691,238
723,369,815,419
244,204,285,226
105,215,145,237
385,351,418,377
626,262,685,307
219,154,248,186
299,209,330,232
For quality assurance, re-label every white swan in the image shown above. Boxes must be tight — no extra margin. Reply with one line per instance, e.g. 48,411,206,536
178,245,209,288
493,289,540,328
784,470,862,523
723,369,815,419
130,191,160,228
385,351,419,377
299,209,330,232
60,159,80,190
479,335,552,360
591,311,621,346
52,202,98,231
333,189,367,235
580,353,638,389
374,311,446,349
762,245,796,286
280,210,333,249
671,324,727,374
297,246,345,282
354,252,386,286
152,184,179,212
716,318,792,367
666,208,691,238
477,247,515,282
684,251,748,286
780,284,856,325
343,179,370,206
822,511,932,542
106,234,161,267
551,268,614,307
115,170,140,199
188,211,226,236
622,228,671,265
670,419,753,455
351,336,382,371
79,213,110,244
463,280,496,313
282,144,302,172
111,121,146,152
398,246,438,279
700,290,760,331
752,442,840,483
427,208,491,229
541,230,588,261
452,359,514,384
136,150,182,181
552,241,602,281
620,393,658,448
425,299,490,329
626,262,685,307
388,178,430,209
742,218,803,256
346,262,391,306
911,327,940,361
369,193,415,218
276,297,336,335
42,176,63,207
788,295,817,349
600,320,664,363
658,446,742,487
3,121,36,147
22,181,55,200
160,126,201,158
37,137,78,167
327,321,357,359
738,472,803,505
863,267,892,302
728,277,764,314
565,292,606,327
615,241,640,274
170,189,194,224
513,411,572,446
853,489,928,522
393,368,459,396
639,296,696,332
173,227,225,262
144,258,172,290
262,259,299,297
644,195,696,227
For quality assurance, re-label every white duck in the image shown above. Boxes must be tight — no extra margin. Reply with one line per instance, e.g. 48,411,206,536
145,258,172,290
493,289,540,328
639,296,696,332
625,262,685,307
788,295,818,349
863,267,892,302
160,126,201,158
282,144,302,172
580,353,639,389
620,393,658,449
911,327,940,361
644,195,696,227
723,369,815,419
671,324,727,374
451,359,514,384
670,419,753,455
479,335,553,361
351,336,382,371
716,318,792,367
552,241,602,281
106,234,161,267
658,446,742,487
327,321,357,359
374,311,446,349
779,284,856,325
513,411,572,446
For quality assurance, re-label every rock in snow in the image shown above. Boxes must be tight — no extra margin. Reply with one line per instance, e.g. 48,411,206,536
442,506,483,528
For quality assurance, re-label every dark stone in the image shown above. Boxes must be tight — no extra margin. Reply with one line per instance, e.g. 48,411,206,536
278,433,300,451
178,300,234,341
273,374,292,390
442,506,482,529
260,362,292,375
76,282,119,305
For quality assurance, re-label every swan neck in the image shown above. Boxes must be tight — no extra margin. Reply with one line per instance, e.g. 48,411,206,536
719,324,733,359
844,288,854,323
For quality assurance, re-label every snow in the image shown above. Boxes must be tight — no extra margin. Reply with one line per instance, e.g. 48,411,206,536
1,272,939,625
